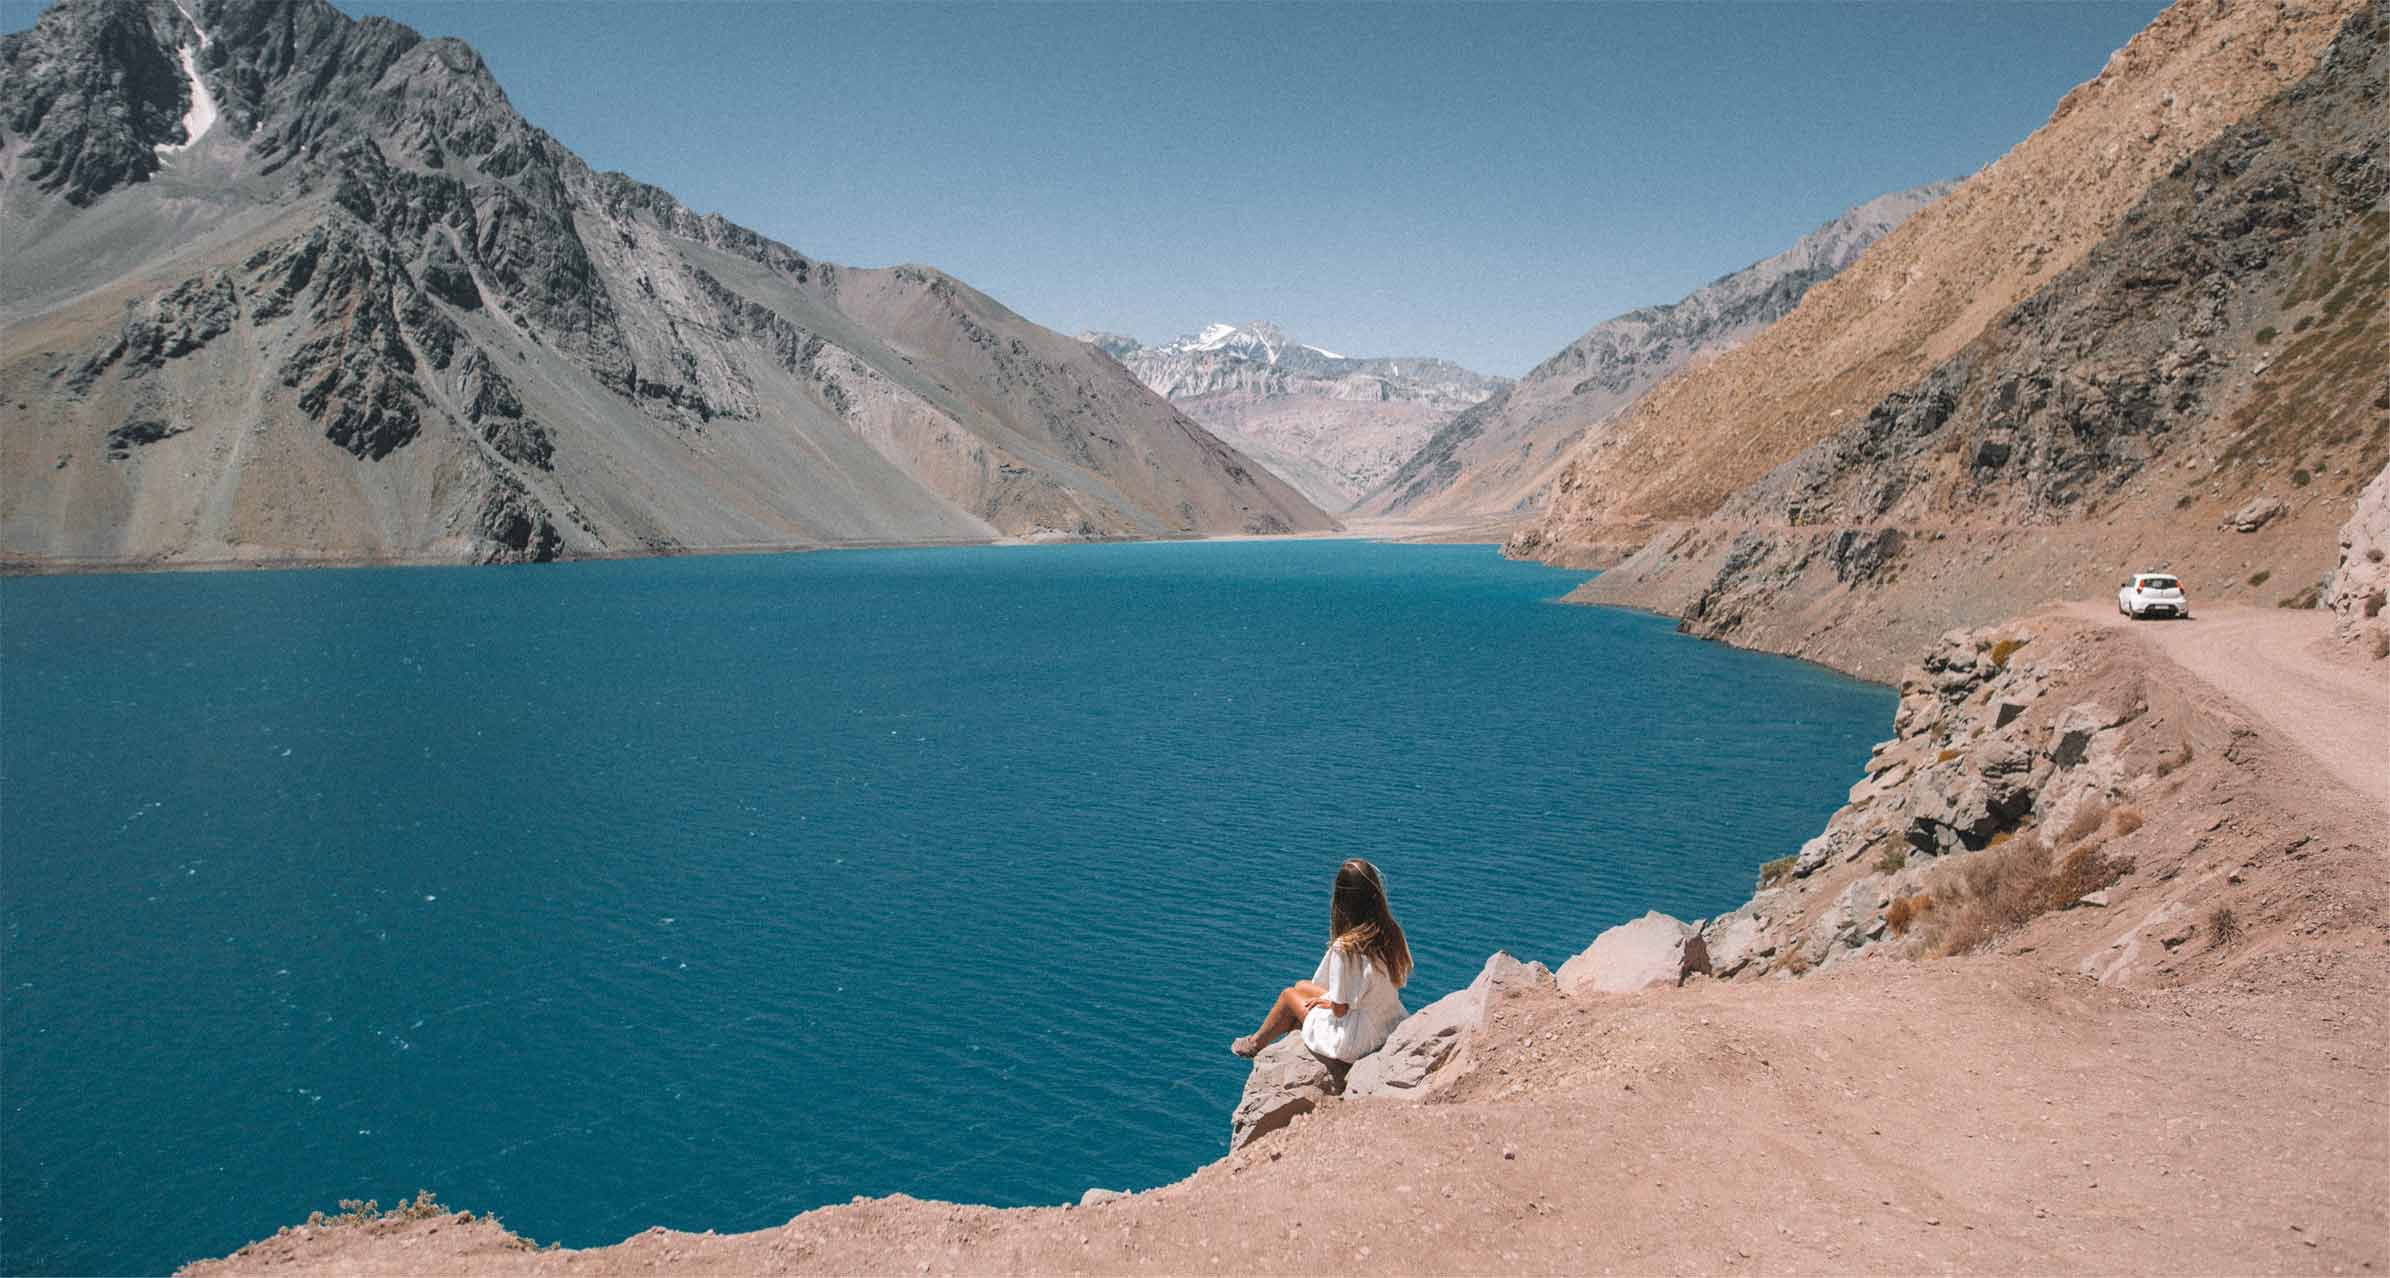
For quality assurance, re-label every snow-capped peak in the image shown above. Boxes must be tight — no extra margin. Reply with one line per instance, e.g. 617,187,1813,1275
1191,323,1242,350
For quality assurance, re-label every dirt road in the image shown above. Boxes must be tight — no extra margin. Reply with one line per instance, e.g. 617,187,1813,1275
2065,602,2388,811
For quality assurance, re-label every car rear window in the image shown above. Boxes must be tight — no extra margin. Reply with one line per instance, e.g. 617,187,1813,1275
2140,577,2178,590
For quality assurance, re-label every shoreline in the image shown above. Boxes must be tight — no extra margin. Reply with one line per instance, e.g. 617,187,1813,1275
0,516,1513,580
0,520,1516,580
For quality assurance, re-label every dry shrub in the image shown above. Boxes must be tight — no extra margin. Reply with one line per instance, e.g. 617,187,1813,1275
1875,844,1909,875
1758,855,1796,887
2047,840,2132,906
2209,905,2242,946
1913,834,2133,957
1936,747,1963,764
1770,948,1813,977
2155,742,2196,778
2056,796,2111,847
1886,892,1935,936
308,1192,448,1230
2373,630,2390,661
1989,637,2028,669
2109,805,2145,837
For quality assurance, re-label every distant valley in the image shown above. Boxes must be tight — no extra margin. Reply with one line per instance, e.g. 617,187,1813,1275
1083,322,1506,511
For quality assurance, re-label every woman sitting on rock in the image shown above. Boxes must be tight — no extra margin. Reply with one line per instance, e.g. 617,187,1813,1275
1231,857,1412,1062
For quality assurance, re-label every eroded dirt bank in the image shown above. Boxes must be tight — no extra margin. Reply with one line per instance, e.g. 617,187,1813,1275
183,602,2390,1276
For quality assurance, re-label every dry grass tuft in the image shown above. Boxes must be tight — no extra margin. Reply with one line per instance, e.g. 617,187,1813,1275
1936,747,1963,764
1876,845,1909,875
2208,905,2242,947
1758,855,1796,887
2056,797,2111,847
1912,834,2133,957
308,1192,449,1231
1988,637,2028,669
1885,893,1935,936
2109,805,2145,837
2155,742,2196,778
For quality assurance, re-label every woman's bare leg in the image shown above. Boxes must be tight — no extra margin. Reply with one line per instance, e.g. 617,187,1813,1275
1232,980,1325,1057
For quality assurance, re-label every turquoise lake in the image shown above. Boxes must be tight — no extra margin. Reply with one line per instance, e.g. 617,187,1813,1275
0,540,1892,1274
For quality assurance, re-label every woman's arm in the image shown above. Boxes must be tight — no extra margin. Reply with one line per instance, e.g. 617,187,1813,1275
1309,945,1359,1017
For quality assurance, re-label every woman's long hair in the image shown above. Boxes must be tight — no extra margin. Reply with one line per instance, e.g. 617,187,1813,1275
1329,857,1412,988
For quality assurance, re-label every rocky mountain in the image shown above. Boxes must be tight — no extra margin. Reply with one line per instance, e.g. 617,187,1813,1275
1362,183,1955,523
1519,0,2363,580
0,0,1333,568
1084,322,1507,511
1529,0,2385,681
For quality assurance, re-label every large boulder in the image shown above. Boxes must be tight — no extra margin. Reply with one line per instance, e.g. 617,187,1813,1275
1703,905,1779,978
2222,495,2288,532
1557,912,1712,995
1347,952,1553,1101
1228,1036,1347,1150
2326,463,2389,649
1805,874,1896,965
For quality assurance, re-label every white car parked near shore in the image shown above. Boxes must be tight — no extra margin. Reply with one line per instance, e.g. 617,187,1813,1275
2118,572,2192,620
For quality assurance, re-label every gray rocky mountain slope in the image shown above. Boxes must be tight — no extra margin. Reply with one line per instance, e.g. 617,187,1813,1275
1084,322,1507,511
0,0,1332,567
1363,182,1956,522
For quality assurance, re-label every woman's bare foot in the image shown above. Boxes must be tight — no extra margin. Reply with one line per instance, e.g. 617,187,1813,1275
1230,1034,1262,1059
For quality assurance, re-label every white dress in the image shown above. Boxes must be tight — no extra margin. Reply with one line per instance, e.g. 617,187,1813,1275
1300,941,1408,1063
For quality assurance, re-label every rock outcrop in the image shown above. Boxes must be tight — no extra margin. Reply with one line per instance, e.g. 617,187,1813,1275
1229,952,1556,1146
1554,912,1712,995
0,0,1333,568
1227,1036,1347,1151
1345,952,1552,1101
1680,615,2234,977
1088,322,1508,511
2327,462,2390,649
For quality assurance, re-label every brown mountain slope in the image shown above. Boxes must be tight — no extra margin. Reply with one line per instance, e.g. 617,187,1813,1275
1361,183,1952,525
1525,0,2363,571
0,0,1331,569
1559,1,2389,681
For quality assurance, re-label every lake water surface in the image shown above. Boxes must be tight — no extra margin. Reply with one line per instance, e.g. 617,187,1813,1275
0,540,1890,1273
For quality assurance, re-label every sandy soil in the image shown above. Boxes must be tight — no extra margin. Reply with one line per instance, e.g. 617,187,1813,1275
182,600,2390,1276
2062,602,2388,812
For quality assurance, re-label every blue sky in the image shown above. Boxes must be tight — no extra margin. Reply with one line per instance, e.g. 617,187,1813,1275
20,0,2173,374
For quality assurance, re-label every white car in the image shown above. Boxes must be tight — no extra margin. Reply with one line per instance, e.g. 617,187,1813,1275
2117,572,2192,620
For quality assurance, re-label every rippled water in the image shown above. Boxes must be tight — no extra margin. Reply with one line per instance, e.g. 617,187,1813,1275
0,540,1890,1274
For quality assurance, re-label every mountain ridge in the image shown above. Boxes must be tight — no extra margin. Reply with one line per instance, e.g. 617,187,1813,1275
1359,181,1956,523
1522,0,2381,680
1521,0,2366,577
0,0,1335,567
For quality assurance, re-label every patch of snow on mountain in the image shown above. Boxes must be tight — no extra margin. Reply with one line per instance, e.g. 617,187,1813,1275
1191,323,1241,350
155,45,218,153
155,0,217,155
